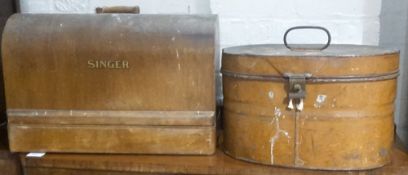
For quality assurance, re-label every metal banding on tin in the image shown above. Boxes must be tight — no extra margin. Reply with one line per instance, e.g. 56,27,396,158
221,69,399,83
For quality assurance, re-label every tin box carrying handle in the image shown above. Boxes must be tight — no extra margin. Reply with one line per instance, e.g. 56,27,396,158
96,6,140,14
283,26,331,51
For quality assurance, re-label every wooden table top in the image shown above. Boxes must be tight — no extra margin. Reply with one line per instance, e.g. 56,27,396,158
21,146,408,175
0,142,10,158
0,138,22,175
0,126,10,158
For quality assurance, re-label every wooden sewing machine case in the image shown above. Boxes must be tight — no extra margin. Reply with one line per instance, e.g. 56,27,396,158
2,14,218,155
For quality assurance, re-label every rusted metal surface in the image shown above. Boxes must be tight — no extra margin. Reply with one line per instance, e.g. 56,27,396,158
222,44,399,170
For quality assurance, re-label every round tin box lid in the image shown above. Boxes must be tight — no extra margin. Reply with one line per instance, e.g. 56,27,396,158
222,44,400,82
223,44,399,57
222,26,400,81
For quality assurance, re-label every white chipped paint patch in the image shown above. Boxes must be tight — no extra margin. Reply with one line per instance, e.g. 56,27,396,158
351,67,360,71
113,15,122,23
295,157,305,166
268,91,274,100
270,107,290,164
331,98,337,108
176,49,180,59
314,94,327,108
274,107,281,117
26,152,46,158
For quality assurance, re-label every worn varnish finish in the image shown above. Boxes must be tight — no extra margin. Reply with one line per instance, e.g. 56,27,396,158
222,44,399,170
20,147,408,175
2,14,218,154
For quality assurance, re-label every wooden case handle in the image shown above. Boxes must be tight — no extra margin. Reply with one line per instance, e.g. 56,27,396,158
96,6,140,14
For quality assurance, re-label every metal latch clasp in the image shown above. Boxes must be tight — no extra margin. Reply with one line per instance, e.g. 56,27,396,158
284,73,312,111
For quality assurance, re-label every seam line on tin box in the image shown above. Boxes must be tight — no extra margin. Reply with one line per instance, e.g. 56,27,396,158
221,70,399,83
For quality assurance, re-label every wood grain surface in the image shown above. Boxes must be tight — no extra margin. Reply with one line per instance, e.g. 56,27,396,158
2,14,218,154
3,14,217,111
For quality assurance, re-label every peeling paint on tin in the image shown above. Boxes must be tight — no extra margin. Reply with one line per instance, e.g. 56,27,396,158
268,91,274,100
269,107,290,164
314,94,327,108
351,67,360,71
295,156,305,166
176,49,180,59
331,98,337,108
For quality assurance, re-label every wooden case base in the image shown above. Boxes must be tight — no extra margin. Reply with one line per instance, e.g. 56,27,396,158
8,110,216,155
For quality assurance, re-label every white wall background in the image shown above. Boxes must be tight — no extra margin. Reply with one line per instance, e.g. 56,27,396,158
19,0,382,46
19,0,408,147
19,0,211,14
211,0,381,48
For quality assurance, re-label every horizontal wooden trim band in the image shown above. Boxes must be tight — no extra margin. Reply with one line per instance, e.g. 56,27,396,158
7,109,215,126
8,125,216,154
